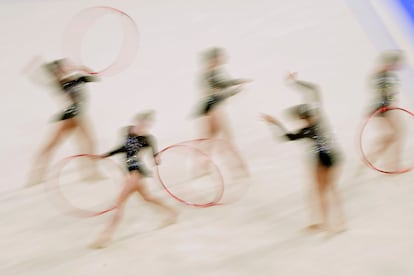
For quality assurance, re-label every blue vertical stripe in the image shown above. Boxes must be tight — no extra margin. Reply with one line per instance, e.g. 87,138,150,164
397,0,414,25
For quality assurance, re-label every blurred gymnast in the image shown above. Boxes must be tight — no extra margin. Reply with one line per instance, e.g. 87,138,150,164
194,48,251,175
364,50,405,169
92,111,177,248
27,58,99,187
262,76,346,235
196,47,251,138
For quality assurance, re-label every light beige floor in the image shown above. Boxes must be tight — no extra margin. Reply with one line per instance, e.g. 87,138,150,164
1,137,414,276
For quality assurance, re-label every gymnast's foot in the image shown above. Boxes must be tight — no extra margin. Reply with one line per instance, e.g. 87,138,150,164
304,223,326,232
90,235,111,249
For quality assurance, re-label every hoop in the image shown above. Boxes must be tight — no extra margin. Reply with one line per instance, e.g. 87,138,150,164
359,106,414,174
177,138,250,205
47,154,123,217
155,144,225,208
62,6,139,77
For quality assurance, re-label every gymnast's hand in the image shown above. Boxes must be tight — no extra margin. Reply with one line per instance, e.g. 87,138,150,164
238,78,253,85
154,154,161,166
242,78,253,83
261,113,280,126
285,72,298,82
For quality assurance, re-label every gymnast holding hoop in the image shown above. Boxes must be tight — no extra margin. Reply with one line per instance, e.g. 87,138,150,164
27,58,99,187
262,75,346,235
363,50,405,170
91,111,177,248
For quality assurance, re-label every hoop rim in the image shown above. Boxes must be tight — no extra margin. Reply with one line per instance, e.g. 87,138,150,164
62,6,139,77
155,144,225,208
359,106,414,174
47,154,121,217
175,138,250,205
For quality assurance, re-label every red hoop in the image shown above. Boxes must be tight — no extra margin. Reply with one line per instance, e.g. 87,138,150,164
155,144,224,208
47,154,123,217
359,106,414,174
177,138,250,205
62,6,139,77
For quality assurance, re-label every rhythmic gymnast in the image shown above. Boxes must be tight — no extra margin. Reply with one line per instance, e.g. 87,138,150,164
262,77,346,235
196,47,251,137
91,111,177,248
364,50,405,169
27,58,99,187
194,48,251,176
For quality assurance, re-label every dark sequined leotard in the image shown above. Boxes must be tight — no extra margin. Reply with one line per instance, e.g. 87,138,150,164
57,75,95,121
197,68,242,115
104,130,157,176
283,122,339,168
372,70,399,115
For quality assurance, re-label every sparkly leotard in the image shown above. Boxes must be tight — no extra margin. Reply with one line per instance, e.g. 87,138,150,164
197,68,242,115
283,122,338,167
57,75,95,121
104,129,157,176
372,70,398,115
